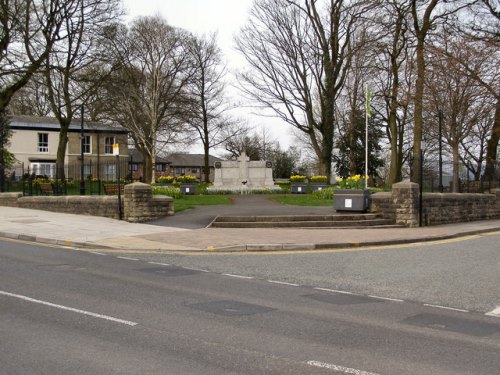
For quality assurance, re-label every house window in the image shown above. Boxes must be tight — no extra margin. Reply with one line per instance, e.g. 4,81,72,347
82,135,91,154
104,137,115,154
130,164,138,172
104,164,116,180
37,133,49,153
156,164,164,172
175,167,184,174
31,163,56,178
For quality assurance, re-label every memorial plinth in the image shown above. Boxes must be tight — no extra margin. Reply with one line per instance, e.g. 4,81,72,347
208,152,281,193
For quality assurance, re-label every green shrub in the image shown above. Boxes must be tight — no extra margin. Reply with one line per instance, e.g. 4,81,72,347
312,186,335,200
152,185,182,199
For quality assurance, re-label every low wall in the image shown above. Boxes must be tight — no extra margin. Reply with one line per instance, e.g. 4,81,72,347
0,183,174,223
422,192,500,225
370,180,500,227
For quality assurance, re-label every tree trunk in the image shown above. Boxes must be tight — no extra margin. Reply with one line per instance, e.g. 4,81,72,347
203,139,210,183
483,92,500,181
452,142,460,193
411,37,425,182
143,152,153,184
56,121,70,180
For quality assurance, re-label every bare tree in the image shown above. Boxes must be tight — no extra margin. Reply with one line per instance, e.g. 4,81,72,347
106,16,194,183
236,0,376,181
409,0,471,182
186,33,242,182
41,0,122,179
0,0,68,190
459,0,500,180
373,0,413,186
0,0,67,112
426,30,492,191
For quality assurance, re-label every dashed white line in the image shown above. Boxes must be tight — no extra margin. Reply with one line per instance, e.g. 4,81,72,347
267,280,299,287
0,290,137,326
182,266,210,273
222,274,254,279
306,360,381,375
314,287,354,295
147,261,170,266
485,306,500,317
90,252,107,256
423,304,469,313
117,256,139,261
368,295,404,302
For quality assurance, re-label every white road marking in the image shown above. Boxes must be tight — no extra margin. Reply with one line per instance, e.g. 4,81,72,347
90,252,107,256
306,360,381,375
147,261,170,266
182,266,210,273
267,280,299,287
0,290,138,326
314,287,354,295
368,295,404,302
485,306,500,317
117,256,139,261
423,304,469,313
222,274,254,279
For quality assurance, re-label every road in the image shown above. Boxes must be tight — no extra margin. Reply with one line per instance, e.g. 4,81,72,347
1,237,499,374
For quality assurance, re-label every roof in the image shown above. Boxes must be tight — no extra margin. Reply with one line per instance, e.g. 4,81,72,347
9,115,128,134
129,150,223,166
168,153,223,166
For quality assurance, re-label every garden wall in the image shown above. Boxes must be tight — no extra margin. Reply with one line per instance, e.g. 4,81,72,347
0,183,173,223
370,180,500,227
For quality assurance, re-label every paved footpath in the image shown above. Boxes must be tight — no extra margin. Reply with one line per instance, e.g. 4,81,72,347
1,205,500,252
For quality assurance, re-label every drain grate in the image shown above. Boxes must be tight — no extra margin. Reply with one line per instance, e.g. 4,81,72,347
137,267,199,277
403,313,500,337
189,300,276,316
304,293,383,305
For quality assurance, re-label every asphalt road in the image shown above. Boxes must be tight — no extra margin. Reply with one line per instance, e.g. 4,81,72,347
1,238,499,374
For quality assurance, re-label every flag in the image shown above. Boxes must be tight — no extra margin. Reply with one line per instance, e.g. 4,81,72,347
365,85,371,118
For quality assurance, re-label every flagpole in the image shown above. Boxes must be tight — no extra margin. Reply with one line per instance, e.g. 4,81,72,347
365,84,369,189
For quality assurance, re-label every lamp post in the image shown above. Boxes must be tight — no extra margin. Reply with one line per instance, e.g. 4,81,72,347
80,105,85,195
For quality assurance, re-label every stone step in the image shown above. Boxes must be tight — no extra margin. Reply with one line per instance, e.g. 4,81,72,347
213,213,383,223
210,218,397,228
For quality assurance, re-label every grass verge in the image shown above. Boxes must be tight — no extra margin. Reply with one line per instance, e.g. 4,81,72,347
174,195,232,213
271,194,332,206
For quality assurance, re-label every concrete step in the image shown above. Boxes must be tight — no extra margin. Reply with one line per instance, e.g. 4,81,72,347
210,214,397,228
213,213,383,223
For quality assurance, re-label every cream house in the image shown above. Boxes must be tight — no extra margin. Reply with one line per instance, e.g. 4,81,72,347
8,115,129,179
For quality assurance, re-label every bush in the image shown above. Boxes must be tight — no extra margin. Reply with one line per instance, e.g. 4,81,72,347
290,175,307,183
152,185,182,199
310,175,327,183
312,186,335,200
176,175,197,183
156,175,175,184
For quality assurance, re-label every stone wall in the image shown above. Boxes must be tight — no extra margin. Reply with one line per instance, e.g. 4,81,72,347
370,180,500,227
0,183,174,223
422,191,500,225
124,182,174,222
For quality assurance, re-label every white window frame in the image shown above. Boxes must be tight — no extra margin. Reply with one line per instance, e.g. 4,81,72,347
104,136,115,154
82,135,92,154
30,162,56,178
37,133,49,153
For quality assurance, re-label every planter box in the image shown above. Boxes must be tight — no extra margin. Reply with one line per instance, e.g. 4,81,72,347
291,183,307,194
334,189,370,212
310,184,327,192
180,184,196,195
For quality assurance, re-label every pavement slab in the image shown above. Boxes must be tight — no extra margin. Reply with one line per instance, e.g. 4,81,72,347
1,205,500,252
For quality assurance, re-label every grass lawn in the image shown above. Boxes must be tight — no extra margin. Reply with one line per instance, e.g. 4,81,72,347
271,194,332,206
174,195,233,212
